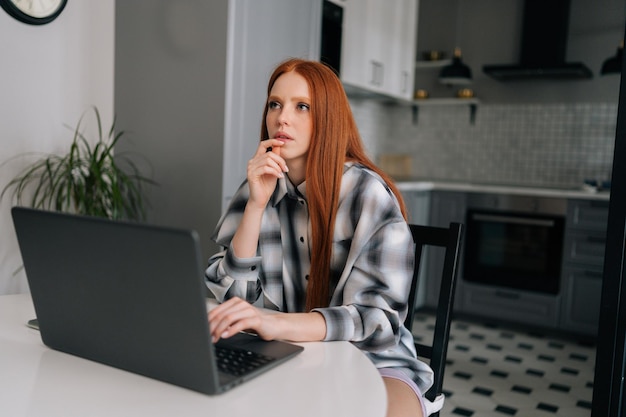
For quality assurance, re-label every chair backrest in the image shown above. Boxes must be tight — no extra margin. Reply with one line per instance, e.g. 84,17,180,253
405,222,464,405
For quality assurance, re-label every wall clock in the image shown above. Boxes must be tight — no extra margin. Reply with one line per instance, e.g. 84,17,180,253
0,0,67,25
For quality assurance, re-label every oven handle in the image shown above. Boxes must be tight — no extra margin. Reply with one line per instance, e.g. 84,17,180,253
471,213,557,227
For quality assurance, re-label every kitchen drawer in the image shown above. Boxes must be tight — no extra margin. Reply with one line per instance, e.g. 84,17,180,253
560,265,603,335
567,199,609,232
562,229,607,267
458,282,560,328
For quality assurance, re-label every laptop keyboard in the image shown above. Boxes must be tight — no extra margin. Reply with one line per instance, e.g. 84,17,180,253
214,345,274,376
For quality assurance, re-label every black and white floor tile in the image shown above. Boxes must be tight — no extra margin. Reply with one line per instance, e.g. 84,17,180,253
412,312,596,417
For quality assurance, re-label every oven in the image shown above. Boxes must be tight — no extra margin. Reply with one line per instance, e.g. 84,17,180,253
463,194,566,295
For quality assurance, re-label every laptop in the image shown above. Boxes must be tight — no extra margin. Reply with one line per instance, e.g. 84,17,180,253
11,206,303,395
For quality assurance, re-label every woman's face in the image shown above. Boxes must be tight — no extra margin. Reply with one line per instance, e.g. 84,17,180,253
266,71,312,167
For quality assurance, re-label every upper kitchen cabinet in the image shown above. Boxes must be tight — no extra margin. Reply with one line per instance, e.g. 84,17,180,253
323,0,418,100
392,0,419,98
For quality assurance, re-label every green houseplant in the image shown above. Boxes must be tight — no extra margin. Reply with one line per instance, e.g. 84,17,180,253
2,106,155,221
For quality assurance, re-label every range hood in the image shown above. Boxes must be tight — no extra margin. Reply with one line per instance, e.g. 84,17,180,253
483,0,593,80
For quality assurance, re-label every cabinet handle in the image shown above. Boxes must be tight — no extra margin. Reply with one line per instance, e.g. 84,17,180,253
370,61,377,85
369,61,384,86
495,290,520,300
583,271,603,279
471,213,556,227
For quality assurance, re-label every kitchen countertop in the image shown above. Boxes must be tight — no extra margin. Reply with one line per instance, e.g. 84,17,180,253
397,180,611,201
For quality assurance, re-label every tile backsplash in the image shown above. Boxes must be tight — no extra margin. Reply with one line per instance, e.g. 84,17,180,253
350,99,617,189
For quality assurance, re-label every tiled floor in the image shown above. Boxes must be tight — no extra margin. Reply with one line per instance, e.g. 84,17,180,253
411,312,596,417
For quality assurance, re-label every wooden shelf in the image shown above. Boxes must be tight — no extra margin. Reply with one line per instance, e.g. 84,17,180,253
414,59,452,69
412,60,480,115
401,98,480,125
408,97,480,106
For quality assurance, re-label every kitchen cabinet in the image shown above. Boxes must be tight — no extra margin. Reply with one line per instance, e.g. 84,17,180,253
403,190,430,226
428,190,466,228
340,0,418,100
460,284,562,328
402,190,431,310
391,0,419,99
400,184,609,335
455,193,607,334
423,191,466,309
559,199,609,336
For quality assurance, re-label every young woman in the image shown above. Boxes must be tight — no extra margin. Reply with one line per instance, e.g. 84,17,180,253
206,58,440,417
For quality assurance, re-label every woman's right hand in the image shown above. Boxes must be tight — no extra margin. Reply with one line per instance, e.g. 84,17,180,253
208,297,327,343
246,139,288,209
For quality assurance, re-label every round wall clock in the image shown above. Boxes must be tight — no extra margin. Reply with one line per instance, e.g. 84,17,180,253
0,0,67,25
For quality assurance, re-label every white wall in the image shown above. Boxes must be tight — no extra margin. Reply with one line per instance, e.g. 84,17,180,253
0,1,115,295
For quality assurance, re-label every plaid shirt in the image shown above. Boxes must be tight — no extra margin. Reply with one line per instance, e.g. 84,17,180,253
205,162,436,397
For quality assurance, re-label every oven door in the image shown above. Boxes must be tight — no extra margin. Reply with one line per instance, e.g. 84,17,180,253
464,209,565,294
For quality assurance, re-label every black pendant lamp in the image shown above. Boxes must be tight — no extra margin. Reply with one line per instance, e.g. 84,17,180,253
439,47,472,85
601,41,623,75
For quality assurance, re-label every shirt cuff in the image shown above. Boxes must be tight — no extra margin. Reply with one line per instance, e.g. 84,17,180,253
312,305,356,341
223,244,262,281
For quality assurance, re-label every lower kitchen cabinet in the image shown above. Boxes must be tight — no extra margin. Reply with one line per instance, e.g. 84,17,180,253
401,190,431,309
560,265,603,335
402,190,431,226
401,186,608,336
567,198,611,230
428,190,467,228
562,229,608,267
559,199,609,336
458,284,561,328
423,191,466,309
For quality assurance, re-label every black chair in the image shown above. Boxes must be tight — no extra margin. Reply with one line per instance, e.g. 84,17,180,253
404,222,464,416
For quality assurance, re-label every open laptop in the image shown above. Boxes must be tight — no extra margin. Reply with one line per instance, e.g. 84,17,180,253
11,206,303,395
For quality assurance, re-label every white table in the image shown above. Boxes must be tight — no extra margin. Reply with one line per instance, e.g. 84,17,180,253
0,294,386,417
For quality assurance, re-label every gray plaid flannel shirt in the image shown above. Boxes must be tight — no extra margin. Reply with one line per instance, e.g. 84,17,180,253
205,162,435,396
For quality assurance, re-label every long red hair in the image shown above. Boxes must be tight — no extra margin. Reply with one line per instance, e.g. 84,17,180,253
260,58,408,311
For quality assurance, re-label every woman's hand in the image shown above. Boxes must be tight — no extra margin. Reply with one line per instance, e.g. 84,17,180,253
246,139,288,210
229,139,288,259
208,297,327,343
208,297,278,342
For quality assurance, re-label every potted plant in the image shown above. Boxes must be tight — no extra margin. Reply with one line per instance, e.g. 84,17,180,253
1,106,155,221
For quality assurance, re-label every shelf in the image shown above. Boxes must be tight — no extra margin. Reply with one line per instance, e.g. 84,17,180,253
404,98,480,125
414,59,451,69
411,60,479,123
409,98,480,106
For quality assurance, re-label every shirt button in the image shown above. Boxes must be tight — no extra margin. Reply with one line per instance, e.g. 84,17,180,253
305,275,309,280
299,236,304,243
251,265,256,271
